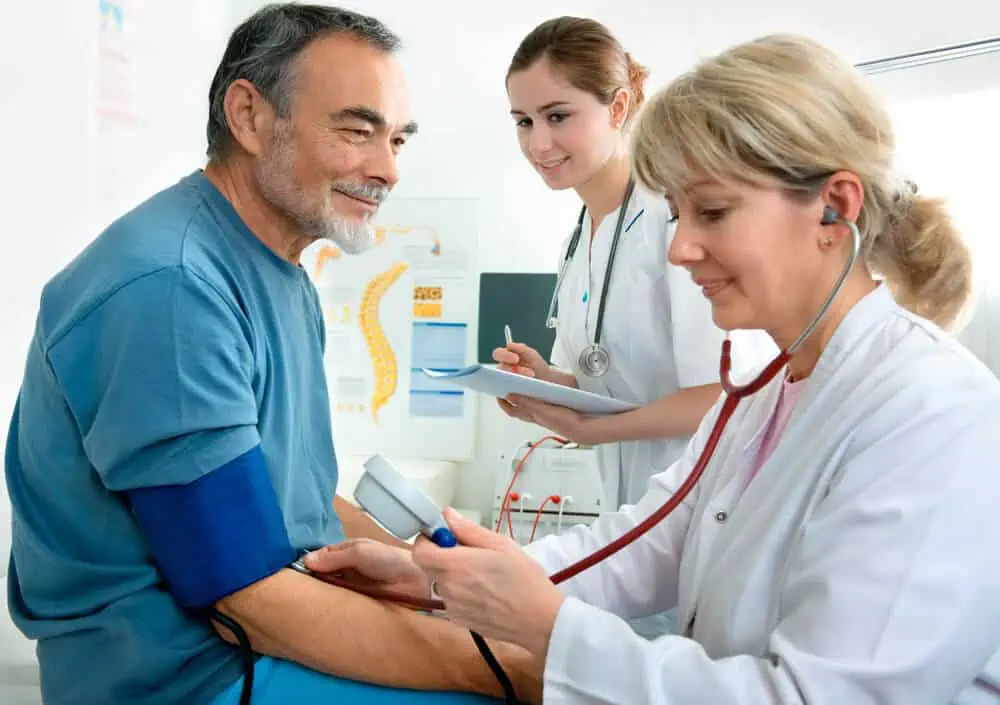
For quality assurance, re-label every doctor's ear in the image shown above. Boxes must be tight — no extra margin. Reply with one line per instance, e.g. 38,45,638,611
608,88,631,130
818,171,864,225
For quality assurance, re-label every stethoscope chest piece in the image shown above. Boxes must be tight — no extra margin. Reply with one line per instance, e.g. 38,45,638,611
548,178,638,378
579,342,611,377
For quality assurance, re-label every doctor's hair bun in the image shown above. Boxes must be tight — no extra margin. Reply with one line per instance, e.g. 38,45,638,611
508,16,647,123
625,52,650,113
874,194,972,331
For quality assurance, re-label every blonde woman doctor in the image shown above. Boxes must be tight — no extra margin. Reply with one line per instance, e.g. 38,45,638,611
310,33,1000,705
495,17,771,508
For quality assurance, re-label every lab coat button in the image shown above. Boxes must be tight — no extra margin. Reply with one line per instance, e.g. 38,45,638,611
714,510,728,523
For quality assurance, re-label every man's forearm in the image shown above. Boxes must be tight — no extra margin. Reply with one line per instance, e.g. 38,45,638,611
215,568,540,698
334,494,410,549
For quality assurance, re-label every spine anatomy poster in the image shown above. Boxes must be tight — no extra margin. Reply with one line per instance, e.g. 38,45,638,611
302,198,479,461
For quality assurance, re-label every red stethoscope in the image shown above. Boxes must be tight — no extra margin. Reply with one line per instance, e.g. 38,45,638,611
313,211,861,611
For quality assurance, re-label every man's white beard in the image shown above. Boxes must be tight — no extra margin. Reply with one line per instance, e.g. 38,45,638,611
315,194,376,254
257,124,382,255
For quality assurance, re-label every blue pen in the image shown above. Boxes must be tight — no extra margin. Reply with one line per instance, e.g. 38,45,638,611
625,208,645,232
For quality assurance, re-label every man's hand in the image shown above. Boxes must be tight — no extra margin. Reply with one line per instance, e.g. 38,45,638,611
303,539,430,601
301,540,546,701
213,567,539,699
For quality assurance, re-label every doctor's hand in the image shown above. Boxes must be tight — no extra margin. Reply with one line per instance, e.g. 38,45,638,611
412,508,565,658
303,539,430,601
493,342,554,381
501,394,603,445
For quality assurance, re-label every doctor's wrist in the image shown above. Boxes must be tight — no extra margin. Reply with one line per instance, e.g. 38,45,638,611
545,368,577,388
517,589,565,659
575,415,614,446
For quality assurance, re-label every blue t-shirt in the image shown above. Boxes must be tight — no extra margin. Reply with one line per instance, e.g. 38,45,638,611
4,170,344,705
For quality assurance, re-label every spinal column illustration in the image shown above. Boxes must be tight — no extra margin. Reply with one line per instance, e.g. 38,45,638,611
359,262,409,422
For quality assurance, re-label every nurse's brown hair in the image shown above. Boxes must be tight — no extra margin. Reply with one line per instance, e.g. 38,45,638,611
507,17,649,124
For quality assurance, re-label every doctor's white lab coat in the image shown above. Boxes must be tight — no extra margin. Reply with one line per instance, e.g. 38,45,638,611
550,184,772,508
526,285,1000,705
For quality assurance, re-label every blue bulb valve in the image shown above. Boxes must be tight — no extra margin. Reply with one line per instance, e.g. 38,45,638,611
430,526,457,548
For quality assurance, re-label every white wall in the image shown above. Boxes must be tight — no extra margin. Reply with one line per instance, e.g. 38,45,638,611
0,1,228,575
887,83,1000,374
4,1,995,553
0,0,93,575
223,0,1000,521
89,3,228,231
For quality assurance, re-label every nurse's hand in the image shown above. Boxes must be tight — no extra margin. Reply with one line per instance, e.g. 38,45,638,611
303,539,431,601
502,394,602,445
493,342,553,381
413,508,565,658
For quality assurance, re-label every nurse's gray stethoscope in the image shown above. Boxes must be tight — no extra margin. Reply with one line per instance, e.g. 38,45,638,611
544,177,640,377
315,205,861,612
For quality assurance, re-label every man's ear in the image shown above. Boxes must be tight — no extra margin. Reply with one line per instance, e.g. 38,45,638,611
221,79,277,157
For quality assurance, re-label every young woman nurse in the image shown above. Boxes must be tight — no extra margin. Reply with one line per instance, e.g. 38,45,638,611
494,17,772,509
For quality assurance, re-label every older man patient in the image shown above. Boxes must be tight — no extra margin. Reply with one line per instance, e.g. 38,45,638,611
4,4,538,705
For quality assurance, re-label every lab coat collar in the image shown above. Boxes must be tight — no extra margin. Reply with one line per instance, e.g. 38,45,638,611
580,181,653,236
737,284,895,453
739,380,783,453
686,285,899,626
808,283,896,387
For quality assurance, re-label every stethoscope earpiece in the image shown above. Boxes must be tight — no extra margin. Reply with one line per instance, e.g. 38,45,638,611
821,206,840,225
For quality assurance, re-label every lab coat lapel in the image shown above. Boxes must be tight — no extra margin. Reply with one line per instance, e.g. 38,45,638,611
558,224,601,390
680,285,898,648
675,389,779,633
567,209,618,400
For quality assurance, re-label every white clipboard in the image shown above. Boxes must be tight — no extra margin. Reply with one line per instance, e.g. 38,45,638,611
421,365,637,415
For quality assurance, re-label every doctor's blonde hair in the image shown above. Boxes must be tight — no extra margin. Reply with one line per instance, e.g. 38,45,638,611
631,34,972,330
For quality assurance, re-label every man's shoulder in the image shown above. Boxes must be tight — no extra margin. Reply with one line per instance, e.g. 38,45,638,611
38,172,239,348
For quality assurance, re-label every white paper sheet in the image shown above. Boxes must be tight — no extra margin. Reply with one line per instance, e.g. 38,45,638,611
421,365,637,415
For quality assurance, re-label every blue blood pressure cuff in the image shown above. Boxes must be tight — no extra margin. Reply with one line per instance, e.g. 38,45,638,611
128,445,297,610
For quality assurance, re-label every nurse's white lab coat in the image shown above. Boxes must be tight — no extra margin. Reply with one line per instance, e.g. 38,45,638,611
550,185,771,507
527,285,1000,705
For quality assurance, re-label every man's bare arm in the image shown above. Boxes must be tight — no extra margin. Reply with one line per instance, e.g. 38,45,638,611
334,494,410,549
214,568,541,700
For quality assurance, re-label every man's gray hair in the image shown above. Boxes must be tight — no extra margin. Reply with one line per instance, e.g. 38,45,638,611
206,3,400,159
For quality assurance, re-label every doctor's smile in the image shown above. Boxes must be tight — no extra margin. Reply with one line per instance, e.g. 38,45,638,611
693,277,734,299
